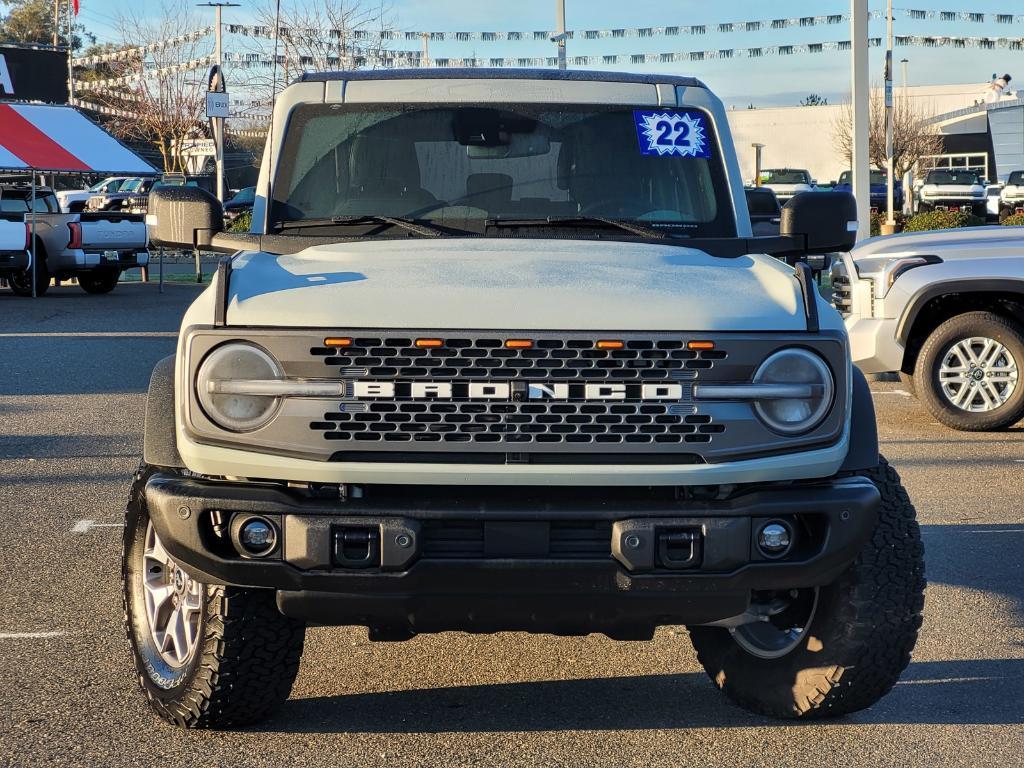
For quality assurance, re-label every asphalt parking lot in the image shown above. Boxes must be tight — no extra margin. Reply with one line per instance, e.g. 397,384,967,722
0,283,1021,768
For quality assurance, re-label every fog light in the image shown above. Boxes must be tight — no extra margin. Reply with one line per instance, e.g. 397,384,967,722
757,522,792,558
238,518,277,557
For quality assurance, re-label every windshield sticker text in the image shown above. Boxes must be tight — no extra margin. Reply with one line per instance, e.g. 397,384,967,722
633,110,711,159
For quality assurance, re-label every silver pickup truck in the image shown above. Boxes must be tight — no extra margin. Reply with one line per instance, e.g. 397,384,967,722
2,185,149,296
834,225,1024,430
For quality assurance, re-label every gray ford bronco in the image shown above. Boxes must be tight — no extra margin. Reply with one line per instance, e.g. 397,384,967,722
126,69,925,728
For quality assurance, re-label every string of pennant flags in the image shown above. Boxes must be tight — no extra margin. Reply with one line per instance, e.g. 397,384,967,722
77,56,213,89
72,28,213,66
215,34,1024,71
221,8,1024,45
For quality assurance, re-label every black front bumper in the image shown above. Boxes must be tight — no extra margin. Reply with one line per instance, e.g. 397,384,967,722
145,472,879,639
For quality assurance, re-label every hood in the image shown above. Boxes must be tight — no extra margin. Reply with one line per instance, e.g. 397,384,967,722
850,225,1024,274
922,183,983,194
764,182,812,193
224,238,805,331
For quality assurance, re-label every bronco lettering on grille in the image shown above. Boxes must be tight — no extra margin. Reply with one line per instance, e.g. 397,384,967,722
351,381,684,401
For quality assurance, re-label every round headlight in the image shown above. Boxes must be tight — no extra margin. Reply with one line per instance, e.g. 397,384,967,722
753,348,834,435
196,343,283,432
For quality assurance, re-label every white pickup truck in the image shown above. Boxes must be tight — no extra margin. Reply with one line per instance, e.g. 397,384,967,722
0,214,30,290
57,176,140,213
833,225,1024,430
2,185,149,296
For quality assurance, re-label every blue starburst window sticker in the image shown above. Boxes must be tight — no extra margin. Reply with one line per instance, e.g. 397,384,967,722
633,110,712,158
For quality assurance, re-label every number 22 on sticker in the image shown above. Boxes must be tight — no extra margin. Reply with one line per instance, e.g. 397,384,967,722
655,119,690,148
634,110,710,158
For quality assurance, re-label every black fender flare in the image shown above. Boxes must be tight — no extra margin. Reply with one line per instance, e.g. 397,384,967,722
896,278,1024,346
143,355,184,469
840,366,879,472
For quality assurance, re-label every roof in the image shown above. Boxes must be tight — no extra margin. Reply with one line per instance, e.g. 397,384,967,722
0,103,156,175
299,67,706,89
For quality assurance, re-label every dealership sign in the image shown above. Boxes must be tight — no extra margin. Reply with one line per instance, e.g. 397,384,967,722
0,46,69,104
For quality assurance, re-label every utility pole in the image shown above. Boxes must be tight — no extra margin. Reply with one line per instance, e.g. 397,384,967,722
851,0,870,240
553,0,567,70
52,0,59,47
901,58,909,100
67,0,74,102
422,32,430,68
884,0,895,227
197,2,239,202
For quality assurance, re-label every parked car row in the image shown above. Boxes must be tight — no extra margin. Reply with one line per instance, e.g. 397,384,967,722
0,184,149,296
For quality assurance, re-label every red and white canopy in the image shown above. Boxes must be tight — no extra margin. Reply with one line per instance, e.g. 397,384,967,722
0,102,155,174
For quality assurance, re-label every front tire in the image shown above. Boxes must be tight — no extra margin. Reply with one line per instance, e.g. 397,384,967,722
689,456,925,719
913,311,1024,431
123,467,306,728
79,268,121,294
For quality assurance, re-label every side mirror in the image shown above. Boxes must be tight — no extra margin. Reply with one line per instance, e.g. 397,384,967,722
146,186,223,249
781,191,858,254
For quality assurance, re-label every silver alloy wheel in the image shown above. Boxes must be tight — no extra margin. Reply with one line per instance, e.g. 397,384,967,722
143,522,203,667
731,589,819,660
938,336,1019,413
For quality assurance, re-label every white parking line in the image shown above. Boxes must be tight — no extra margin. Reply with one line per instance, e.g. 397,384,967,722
0,631,65,639
0,332,177,338
871,389,912,397
71,519,124,533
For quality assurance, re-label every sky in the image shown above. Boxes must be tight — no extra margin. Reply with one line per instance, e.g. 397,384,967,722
72,1,1019,106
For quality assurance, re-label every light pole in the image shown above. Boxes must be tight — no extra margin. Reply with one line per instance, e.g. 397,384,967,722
198,2,239,202
851,0,871,240
553,0,567,70
884,0,895,227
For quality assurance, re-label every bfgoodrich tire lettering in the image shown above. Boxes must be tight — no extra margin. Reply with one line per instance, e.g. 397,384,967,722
688,455,925,719
123,465,306,728
913,311,1024,431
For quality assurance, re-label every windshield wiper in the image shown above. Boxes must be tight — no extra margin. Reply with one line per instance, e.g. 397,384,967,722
485,215,669,239
275,215,443,237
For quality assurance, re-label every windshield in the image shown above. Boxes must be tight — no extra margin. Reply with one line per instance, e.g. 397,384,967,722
91,179,120,193
272,103,735,237
1008,171,1024,186
837,170,887,185
926,170,980,185
121,179,144,192
0,192,58,213
761,169,810,185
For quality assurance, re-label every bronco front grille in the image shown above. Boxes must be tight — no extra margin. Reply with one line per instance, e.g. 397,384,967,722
305,334,728,449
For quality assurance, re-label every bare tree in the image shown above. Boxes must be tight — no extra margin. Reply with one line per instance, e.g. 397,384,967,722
833,90,944,178
79,1,208,173
239,0,395,112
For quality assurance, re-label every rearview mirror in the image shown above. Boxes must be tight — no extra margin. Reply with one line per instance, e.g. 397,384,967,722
146,186,223,249
781,191,857,254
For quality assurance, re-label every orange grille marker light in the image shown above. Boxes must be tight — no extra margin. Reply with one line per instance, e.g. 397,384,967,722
688,340,715,351
505,339,533,349
415,338,444,348
323,337,352,347
596,340,624,350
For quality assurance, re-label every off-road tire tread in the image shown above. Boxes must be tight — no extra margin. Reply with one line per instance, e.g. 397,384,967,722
913,311,1024,431
690,456,925,718
122,466,305,728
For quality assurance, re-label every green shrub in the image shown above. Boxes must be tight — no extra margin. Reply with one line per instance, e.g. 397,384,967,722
227,209,252,233
904,209,984,232
1000,212,1024,226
